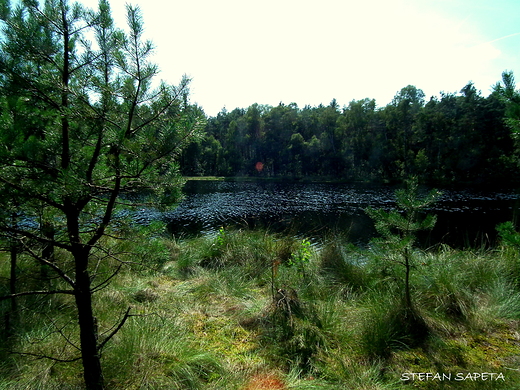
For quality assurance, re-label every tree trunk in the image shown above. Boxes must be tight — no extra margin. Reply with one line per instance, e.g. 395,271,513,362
74,250,104,390
404,247,412,311
4,240,18,339
41,221,55,282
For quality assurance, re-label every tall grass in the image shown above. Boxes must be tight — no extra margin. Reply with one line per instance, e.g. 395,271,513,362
415,247,520,329
1,229,520,389
102,316,224,389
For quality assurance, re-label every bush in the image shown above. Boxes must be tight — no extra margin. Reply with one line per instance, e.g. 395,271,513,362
266,287,327,372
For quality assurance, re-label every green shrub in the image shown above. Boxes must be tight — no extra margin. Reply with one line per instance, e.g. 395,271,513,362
267,288,327,372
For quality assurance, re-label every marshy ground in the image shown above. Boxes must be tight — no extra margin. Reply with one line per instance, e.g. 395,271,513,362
1,228,520,389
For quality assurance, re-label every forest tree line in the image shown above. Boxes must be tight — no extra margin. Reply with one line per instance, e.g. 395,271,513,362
181,83,519,185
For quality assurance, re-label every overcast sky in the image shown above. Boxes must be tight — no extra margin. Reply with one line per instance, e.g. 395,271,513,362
80,0,520,116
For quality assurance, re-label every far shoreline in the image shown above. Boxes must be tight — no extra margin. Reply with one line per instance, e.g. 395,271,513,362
182,176,520,190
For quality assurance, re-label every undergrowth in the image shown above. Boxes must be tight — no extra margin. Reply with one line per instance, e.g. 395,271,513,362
1,228,520,389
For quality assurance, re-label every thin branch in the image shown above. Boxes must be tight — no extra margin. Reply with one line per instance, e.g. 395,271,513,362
90,263,122,293
0,176,64,211
2,158,59,178
11,351,81,363
130,81,189,136
21,242,76,288
4,66,63,111
86,123,104,184
44,314,81,352
97,307,132,352
0,290,75,301
86,173,121,248
1,228,69,252
69,53,100,75
121,115,202,183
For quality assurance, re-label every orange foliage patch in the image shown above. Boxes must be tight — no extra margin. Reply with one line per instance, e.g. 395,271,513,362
243,372,286,390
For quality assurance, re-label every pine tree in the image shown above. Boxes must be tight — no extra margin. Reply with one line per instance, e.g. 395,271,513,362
0,1,204,388
366,178,440,311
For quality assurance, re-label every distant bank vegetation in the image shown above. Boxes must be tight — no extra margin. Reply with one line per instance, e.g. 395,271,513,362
182,82,520,186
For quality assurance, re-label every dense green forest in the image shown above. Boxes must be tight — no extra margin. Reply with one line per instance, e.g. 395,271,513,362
182,83,519,185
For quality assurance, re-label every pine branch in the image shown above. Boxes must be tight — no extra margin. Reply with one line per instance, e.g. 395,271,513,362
10,351,81,363
21,242,76,289
97,307,132,352
44,314,81,352
90,263,123,293
0,290,75,301
0,176,64,211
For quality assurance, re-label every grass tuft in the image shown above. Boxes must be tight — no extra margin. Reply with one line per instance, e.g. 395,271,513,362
2,230,520,389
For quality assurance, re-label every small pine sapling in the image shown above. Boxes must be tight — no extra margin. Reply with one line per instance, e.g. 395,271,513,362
366,178,441,311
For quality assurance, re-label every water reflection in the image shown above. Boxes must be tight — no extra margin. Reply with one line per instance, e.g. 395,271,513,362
158,181,520,248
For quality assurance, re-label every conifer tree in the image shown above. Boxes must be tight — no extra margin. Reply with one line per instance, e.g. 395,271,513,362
366,178,440,311
0,1,204,388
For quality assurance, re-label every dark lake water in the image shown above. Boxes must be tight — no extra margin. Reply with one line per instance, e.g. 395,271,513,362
139,180,520,248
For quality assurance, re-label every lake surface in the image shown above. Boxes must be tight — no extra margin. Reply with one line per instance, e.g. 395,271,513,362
146,180,520,248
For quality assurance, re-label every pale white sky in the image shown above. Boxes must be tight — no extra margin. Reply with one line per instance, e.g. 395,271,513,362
79,0,520,116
